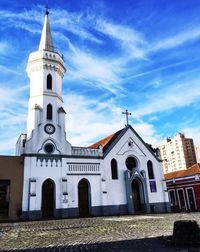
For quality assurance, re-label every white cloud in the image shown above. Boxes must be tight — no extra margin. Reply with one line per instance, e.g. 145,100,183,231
0,8,102,43
0,84,28,110
65,44,125,94
134,122,162,147
63,93,162,148
0,84,27,154
0,9,42,34
152,28,200,52
52,11,103,44
0,8,147,60
94,19,147,59
0,137,18,153
0,65,19,75
126,60,189,81
63,93,124,146
133,79,200,117
1,5,200,155
181,127,200,145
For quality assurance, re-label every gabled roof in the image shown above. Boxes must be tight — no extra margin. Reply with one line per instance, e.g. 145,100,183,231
89,128,124,152
89,125,161,161
164,163,200,180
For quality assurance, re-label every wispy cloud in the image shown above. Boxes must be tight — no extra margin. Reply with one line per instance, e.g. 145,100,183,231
0,84,28,110
94,19,147,59
63,93,124,146
0,65,20,75
0,41,9,55
52,10,103,44
0,84,27,154
152,28,200,52
63,93,163,147
65,45,125,94
1,2,200,155
133,79,200,117
134,122,163,146
125,60,190,80
0,9,42,34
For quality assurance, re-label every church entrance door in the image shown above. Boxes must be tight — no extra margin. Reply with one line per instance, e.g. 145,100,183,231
42,179,55,218
132,180,142,212
78,179,90,217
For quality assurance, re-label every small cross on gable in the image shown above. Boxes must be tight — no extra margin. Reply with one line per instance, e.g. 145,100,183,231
122,109,132,126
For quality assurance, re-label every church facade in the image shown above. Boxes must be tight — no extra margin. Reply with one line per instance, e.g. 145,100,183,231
1,11,170,220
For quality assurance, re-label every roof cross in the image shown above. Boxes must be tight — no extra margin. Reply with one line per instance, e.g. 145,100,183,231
122,109,132,126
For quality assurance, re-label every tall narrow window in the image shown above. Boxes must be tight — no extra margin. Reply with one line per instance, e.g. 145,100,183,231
111,159,118,179
147,160,154,179
47,104,53,120
47,74,52,90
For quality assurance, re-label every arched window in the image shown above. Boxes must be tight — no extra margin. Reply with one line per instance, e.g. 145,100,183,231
147,160,154,179
111,159,118,179
47,74,52,90
47,104,53,120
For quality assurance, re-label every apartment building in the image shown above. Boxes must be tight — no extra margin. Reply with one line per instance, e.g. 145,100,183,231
195,145,200,163
159,133,197,174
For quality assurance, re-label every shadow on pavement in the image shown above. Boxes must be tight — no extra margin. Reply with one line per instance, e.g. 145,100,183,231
1,236,200,252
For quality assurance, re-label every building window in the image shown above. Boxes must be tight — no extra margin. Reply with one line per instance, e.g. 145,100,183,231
47,74,52,90
169,190,177,207
186,188,196,211
149,181,157,192
147,160,154,179
177,188,187,211
111,159,118,179
47,104,53,120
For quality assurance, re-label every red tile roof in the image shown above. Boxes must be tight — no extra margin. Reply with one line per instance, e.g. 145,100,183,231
89,128,124,152
164,163,200,180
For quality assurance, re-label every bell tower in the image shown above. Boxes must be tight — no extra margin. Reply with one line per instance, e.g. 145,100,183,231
23,9,71,155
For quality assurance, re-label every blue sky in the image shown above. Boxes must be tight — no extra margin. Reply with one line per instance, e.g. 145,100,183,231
0,0,200,154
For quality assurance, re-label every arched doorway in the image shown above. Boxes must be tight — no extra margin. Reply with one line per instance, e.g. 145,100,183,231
132,179,142,212
42,179,55,218
78,179,90,217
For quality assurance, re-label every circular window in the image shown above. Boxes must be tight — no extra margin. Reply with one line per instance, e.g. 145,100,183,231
126,157,137,171
44,143,54,154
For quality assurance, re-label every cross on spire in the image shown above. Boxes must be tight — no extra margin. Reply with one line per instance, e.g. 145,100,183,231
39,4,54,52
122,109,131,126
45,4,49,15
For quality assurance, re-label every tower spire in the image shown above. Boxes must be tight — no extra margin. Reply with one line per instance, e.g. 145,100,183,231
39,6,54,52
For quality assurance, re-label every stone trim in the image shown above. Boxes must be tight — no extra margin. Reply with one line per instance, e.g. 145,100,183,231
21,202,170,220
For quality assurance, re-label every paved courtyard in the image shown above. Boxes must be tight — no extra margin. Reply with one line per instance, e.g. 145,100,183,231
0,213,200,251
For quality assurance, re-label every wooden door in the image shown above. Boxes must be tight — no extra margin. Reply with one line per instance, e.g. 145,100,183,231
78,179,90,217
42,179,55,218
132,180,142,212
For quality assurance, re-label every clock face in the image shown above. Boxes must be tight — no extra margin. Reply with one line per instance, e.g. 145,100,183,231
44,124,55,134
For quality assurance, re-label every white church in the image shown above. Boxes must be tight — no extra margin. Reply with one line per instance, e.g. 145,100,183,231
0,10,170,220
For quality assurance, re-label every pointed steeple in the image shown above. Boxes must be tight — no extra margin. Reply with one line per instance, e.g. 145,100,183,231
39,8,54,52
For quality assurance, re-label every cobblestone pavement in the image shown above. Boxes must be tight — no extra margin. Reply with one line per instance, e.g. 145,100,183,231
0,213,200,252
